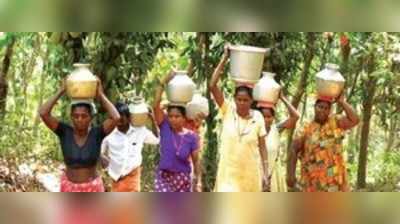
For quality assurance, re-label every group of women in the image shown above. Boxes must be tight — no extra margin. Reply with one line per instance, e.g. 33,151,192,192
39,45,359,192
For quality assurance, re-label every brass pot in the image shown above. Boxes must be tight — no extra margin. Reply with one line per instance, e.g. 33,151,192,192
129,97,149,127
66,63,97,99
131,114,149,127
316,63,345,101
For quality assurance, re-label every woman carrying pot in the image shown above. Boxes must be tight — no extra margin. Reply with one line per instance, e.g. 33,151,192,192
210,45,269,192
39,78,120,192
256,92,300,192
153,70,202,192
287,93,359,192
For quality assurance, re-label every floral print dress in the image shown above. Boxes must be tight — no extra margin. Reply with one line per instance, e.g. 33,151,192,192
295,115,349,192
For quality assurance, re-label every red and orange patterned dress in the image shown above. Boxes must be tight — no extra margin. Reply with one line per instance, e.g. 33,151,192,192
295,115,349,192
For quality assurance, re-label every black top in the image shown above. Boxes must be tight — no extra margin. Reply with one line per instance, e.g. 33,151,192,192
54,122,107,168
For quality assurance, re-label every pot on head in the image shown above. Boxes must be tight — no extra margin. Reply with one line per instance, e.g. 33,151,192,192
166,71,196,104
253,72,281,108
185,92,209,120
66,63,97,99
316,63,345,102
129,96,149,127
229,45,268,84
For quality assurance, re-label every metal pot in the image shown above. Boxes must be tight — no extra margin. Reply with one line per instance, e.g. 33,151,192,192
229,45,268,84
253,72,281,106
166,71,196,104
186,92,209,120
316,63,345,101
66,63,97,99
129,97,149,127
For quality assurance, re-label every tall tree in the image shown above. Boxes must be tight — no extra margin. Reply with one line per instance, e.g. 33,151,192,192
357,54,377,189
0,34,16,122
286,32,317,151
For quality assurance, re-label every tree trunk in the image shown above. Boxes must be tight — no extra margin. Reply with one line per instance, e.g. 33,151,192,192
337,34,351,114
357,60,377,189
196,32,219,191
347,61,363,102
0,75,7,121
385,118,397,152
0,36,16,121
286,33,317,152
301,93,308,123
33,36,48,139
319,33,335,70
65,33,86,63
21,35,41,128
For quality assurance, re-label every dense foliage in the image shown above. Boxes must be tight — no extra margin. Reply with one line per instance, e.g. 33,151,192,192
0,32,399,191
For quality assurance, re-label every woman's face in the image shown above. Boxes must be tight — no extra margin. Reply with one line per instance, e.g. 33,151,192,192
167,108,186,131
234,91,253,115
260,108,275,127
315,101,331,124
71,107,92,131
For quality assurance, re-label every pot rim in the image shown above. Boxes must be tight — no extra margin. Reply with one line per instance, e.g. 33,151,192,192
73,63,91,68
325,63,340,70
261,71,277,78
232,77,259,84
129,103,148,113
167,102,187,107
132,96,145,103
174,70,189,75
229,45,268,54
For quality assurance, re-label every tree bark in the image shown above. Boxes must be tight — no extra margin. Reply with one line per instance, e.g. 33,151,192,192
357,78,376,189
319,33,335,70
357,54,377,189
33,35,48,138
385,118,397,152
286,33,317,151
196,32,219,191
21,35,41,128
0,36,16,122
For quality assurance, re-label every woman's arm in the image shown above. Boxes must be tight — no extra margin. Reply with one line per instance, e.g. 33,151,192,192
258,136,270,191
287,137,304,189
148,107,160,138
209,44,229,108
153,70,176,126
97,78,121,134
337,93,360,130
277,93,300,131
38,79,66,131
191,149,203,192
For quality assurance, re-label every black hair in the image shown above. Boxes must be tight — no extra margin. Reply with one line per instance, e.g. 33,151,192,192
71,103,93,116
115,102,130,118
315,99,332,108
258,107,275,117
167,105,186,117
234,86,253,98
